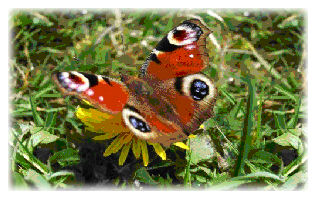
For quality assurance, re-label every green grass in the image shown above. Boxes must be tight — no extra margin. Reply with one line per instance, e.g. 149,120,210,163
9,9,306,190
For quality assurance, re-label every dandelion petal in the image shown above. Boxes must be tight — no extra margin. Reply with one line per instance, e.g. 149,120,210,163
93,133,117,140
173,142,190,150
119,142,131,166
103,135,123,157
150,143,166,160
132,138,141,159
140,140,149,166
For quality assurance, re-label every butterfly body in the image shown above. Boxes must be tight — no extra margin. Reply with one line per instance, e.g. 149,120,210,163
53,19,217,147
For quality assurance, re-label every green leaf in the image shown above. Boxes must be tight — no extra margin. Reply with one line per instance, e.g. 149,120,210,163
250,150,283,168
154,175,173,187
281,170,307,190
31,13,54,27
273,132,303,154
48,171,75,180
27,130,59,152
12,152,32,171
287,128,303,137
208,171,230,184
233,171,284,182
278,15,300,29
48,148,80,167
282,153,307,177
24,169,51,189
195,172,208,183
135,167,158,185
11,130,50,174
189,134,215,164
210,179,251,190
12,172,28,188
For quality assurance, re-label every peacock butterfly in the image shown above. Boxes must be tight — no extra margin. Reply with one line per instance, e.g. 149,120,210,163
53,19,217,147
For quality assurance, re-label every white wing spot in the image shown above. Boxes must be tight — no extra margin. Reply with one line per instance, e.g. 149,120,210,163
87,89,94,96
69,83,77,89
59,72,69,80
185,44,196,50
99,96,104,102
189,54,194,58
64,78,71,84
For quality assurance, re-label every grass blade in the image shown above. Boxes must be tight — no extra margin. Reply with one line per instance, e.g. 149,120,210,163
232,171,284,182
29,96,44,126
287,97,301,128
210,179,252,190
184,138,192,187
10,130,49,175
243,38,291,89
274,84,299,103
234,77,256,176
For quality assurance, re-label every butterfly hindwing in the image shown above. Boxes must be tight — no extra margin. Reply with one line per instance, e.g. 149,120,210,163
148,73,217,134
119,73,217,146
140,19,211,80
53,71,129,114
171,73,217,131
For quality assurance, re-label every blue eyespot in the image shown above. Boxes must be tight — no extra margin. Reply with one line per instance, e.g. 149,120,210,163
129,116,151,133
190,79,209,101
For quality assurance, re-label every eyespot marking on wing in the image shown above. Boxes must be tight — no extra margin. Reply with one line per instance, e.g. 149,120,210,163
122,106,156,140
180,74,216,102
190,79,209,101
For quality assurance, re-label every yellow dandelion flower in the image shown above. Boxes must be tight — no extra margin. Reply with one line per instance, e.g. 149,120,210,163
173,142,190,150
199,124,205,130
148,142,166,160
188,134,197,139
76,107,179,166
172,133,197,150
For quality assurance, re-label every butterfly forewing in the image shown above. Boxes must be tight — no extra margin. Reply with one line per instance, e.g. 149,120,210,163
53,71,129,114
140,19,211,80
